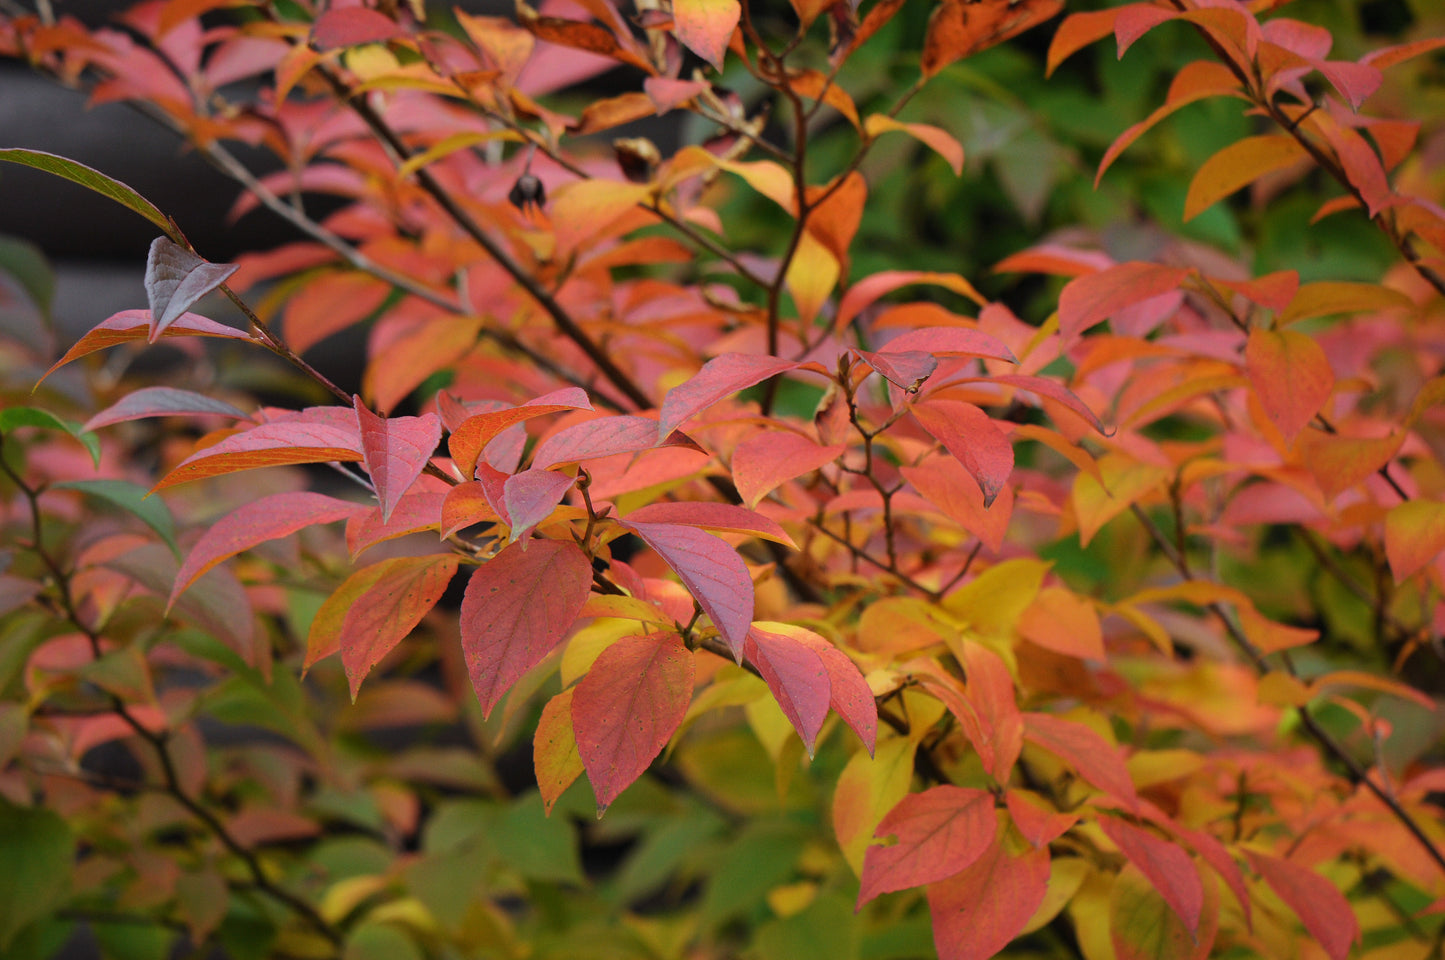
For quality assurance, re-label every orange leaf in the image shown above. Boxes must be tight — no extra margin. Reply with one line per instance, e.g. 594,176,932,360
283,272,392,355
858,786,997,907
1276,280,1414,325
672,0,740,69
339,555,460,700
927,837,1050,960
1018,587,1104,660
1184,135,1308,221
1300,429,1402,502
1071,453,1170,547
1244,328,1334,443
153,407,363,491
1097,60,1244,186
922,0,1063,78
865,115,963,176
1385,500,1445,583
535,688,584,814
1058,262,1191,342
1047,8,1122,76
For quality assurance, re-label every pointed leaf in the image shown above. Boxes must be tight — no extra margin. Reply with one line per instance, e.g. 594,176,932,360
83,387,249,432
911,399,1013,507
531,415,662,470
733,430,846,508
922,0,1063,77
1005,790,1077,848
926,837,1050,960
1023,712,1138,808
779,624,877,756
447,388,592,479
1245,328,1333,442
672,0,740,68
572,633,694,812
0,800,75,951
440,481,503,538
354,400,441,523
346,489,447,559
1058,263,1191,341
0,148,180,242
144,238,238,341
1110,861,1218,960
311,7,404,49
625,501,795,547
1099,816,1203,933
960,642,1023,782
836,271,988,330
54,479,180,559
624,520,754,659
745,626,830,757
658,354,802,437
1245,852,1359,960
340,555,461,700
503,469,574,540
900,456,1012,553
1301,429,1403,502
1048,8,1126,75
1185,135,1308,221
858,786,997,906
154,407,364,490
864,115,964,175
39,309,251,385
1385,500,1445,582
879,326,1017,363
0,406,101,466
536,688,584,814
460,539,592,717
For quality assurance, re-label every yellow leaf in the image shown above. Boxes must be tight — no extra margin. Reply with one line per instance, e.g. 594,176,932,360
551,179,654,256
943,557,1050,638
1070,454,1170,547
1184,134,1308,221
1277,281,1415,326
830,736,917,874
784,232,840,326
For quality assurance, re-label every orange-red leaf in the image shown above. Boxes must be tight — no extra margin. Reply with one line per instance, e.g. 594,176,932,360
355,399,441,523
339,555,460,700
1023,712,1137,808
1058,262,1191,342
1047,8,1124,75
1244,328,1334,443
926,837,1050,960
154,407,364,490
461,539,592,717
448,388,592,479
859,786,996,907
922,0,1063,78
1245,852,1359,960
911,399,1014,507
572,632,694,812
733,430,845,508
657,354,802,437
865,115,964,175
745,626,830,756
531,415,662,470
1099,815,1203,933
40,309,252,385
1385,500,1445,583
625,501,795,548
1185,135,1308,221
672,0,739,69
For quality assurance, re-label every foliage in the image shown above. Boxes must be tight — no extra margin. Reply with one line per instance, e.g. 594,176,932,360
2,0,1445,958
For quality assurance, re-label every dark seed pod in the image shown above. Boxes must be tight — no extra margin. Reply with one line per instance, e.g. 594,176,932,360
508,172,546,211
613,137,661,184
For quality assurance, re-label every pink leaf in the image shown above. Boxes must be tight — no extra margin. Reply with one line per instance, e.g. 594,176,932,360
745,626,831,756
1245,852,1359,960
572,632,695,812
910,399,1014,507
311,7,405,50
672,0,740,69
447,388,592,479
503,469,574,541
787,627,877,756
855,349,938,391
354,398,441,523
460,539,592,717
624,520,754,660
900,456,1012,553
83,387,249,432
926,838,1050,960
1023,712,1138,808
1100,815,1204,933
961,643,1023,783
40,309,251,385
733,430,845,508
961,373,1108,435
859,786,997,907
657,354,802,437
624,501,795,547
835,270,989,330
879,326,1018,363
345,489,447,559
170,492,362,607
340,555,460,700
1058,262,1191,342
153,406,364,490
531,415,662,469
144,238,238,342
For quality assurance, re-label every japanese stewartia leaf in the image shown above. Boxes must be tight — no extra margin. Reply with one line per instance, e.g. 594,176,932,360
625,501,795,548
624,520,754,660
858,786,997,907
672,0,740,69
338,555,461,701
834,736,919,872
440,481,502,538
1023,712,1138,808
144,237,238,342
879,326,1017,363
51,478,180,559
0,800,74,950
835,270,988,330
921,0,1063,78
1277,280,1415,326
1184,135,1309,222
864,115,964,175
658,354,802,438
778,624,877,756
0,406,100,466
354,399,441,524
1047,7,1125,75
1097,60,1244,186
1017,586,1104,660
1099,816,1203,933
572,632,694,813
926,836,1050,960
1244,328,1333,443
733,430,845,508
744,626,830,757
460,539,591,717
39,308,251,384
1245,852,1358,960
978,374,1107,434
856,349,937,391
448,388,592,479
83,387,249,432
311,7,404,49
551,179,652,254
900,456,1012,553
1300,429,1403,502
911,398,1013,507
502,469,574,541
346,489,447,559
284,272,391,356
153,407,364,490
1385,500,1445,582
531,415,662,470
960,642,1022,783
1111,861,1219,960
536,688,583,815
1005,790,1077,848
1058,263,1192,342
1072,453,1170,547
0,148,180,242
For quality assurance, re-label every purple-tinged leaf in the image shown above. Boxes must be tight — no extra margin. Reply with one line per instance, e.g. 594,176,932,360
624,520,754,660
745,626,830,756
40,309,251,385
786,626,877,755
856,349,937,391
346,489,447,559
448,388,593,479
1245,852,1358,960
339,555,460,700
532,415,665,470
144,237,239,342
311,7,404,49
657,354,802,437
83,387,249,432
503,469,575,541
354,398,442,523
1023,712,1138,809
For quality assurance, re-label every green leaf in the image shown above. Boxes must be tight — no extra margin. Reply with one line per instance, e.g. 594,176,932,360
52,479,180,558
0,801,75,949
0,234,54,315
0,407,101,467
493,793,584,884
0,149,181,243
344,922,424,960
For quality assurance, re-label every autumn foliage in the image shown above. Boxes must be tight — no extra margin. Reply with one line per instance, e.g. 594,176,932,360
3,0,1445,957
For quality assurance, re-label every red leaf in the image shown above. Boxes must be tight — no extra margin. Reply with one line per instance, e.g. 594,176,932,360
170,492,362,607
878,326,1018,363
1058,262,1191,342
835,270,988,330
460,539,592,717
448,388,593,479
1244,328,1333,443
926,837,1050,960
311,7,404,49
745,626,831,757
732,430,845,508
1023,712,1138,808
672,0,739,69
910,399,1014,507
624,521,753,659
624,501,795,548
345,489,447,559
1005,789,1077,848
572,632,694,812
1169,822,1252,928
657,354,802,437
40,309,252,385
83,387,249,432
901,456,1012,553
859,786,997,907
340,555,460,700
502,469,574,540
958,373,1108,434
153,406,364,490
786,626,877,756
354,399,441,523
1099,816,1203,933
961,643,1022,783
531,415,662,469
440,481,502,539
1245,852,1359,960
856,349,938,391
144,238,238,342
